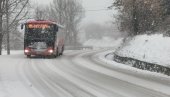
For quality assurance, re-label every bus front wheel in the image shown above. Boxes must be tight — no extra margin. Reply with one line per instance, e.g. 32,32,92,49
54,48,59,58
27,55,31,58
60,46,64,55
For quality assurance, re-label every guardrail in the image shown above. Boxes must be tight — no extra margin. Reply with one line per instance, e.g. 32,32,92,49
114,54,170,76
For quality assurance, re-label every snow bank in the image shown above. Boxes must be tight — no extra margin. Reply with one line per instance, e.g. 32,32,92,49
115,34,170,67
2,50,23,55
98,51,170,78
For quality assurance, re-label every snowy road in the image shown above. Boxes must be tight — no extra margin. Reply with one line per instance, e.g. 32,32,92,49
0,50,170,97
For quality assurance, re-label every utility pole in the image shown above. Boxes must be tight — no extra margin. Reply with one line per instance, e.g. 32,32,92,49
6,0,10,55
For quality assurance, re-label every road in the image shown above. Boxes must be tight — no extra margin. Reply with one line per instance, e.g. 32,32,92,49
0,50,170,97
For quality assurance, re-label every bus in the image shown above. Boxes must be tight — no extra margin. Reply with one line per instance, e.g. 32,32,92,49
21,20,65,58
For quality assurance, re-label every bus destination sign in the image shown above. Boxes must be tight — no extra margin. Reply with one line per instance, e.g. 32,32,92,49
28,24,50,29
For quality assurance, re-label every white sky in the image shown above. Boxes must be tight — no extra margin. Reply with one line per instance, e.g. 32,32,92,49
30,0,114,25
82,0,113,25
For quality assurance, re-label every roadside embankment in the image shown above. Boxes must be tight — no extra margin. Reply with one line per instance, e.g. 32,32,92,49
114,34,170,76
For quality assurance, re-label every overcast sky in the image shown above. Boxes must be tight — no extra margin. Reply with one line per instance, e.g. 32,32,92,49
30,0,114,25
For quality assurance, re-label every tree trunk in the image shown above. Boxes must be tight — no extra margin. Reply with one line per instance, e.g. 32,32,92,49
0,33,2,55
6,0,10,55
132,0,138,36
0,13,3,55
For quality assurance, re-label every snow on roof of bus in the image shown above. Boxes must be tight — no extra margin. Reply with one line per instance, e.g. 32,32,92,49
26,20,56,24
24,19,65,28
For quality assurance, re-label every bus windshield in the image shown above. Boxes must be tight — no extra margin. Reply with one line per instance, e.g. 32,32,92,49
25,24,55,40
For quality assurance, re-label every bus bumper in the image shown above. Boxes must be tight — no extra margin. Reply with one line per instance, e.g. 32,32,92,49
24,48,54,56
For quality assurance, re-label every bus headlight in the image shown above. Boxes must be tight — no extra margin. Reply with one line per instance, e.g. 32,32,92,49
24,49,30,53
48,49,54,53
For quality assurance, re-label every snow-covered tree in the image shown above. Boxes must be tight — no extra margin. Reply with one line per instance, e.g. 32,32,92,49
50,0,85,46
33,0,84,46
112,0,165,36
0,0,29,55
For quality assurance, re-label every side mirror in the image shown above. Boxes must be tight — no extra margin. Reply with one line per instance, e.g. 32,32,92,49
21,24,24,29
54,24,58,32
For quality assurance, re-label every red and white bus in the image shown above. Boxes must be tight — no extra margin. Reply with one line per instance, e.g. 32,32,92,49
21,20,65,58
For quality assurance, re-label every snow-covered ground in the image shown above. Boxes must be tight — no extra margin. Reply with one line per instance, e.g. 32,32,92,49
93,51,170,96
115,34,170,68
1,37,170,97
0,50,170,97
0,53,42,97
2,50,23,55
